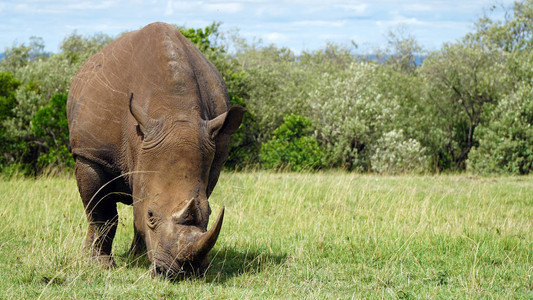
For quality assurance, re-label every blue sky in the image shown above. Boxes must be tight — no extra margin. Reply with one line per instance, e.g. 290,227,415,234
0,0,514,54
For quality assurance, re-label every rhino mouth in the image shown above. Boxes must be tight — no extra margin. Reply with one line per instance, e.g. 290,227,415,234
151,243,204,280
149,207,224,280
153,260,207,280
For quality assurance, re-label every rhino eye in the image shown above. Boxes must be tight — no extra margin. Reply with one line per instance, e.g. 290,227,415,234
147,210,159,229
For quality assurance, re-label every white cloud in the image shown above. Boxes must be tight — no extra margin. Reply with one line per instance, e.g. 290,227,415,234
263,32,289,43
165,0,174,15
403,3,434,12
255,4,288,17
204,3,243,14
164,1,243,16
66,1,116,10
292,20,347,28
164,1,199,15
337,3,368,14
10,0,117,14
13,3,30,12
64,23,128,32
318,33,351,40
376,13,426,29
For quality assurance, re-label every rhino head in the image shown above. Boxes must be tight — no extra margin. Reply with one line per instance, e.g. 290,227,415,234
129,95,245,278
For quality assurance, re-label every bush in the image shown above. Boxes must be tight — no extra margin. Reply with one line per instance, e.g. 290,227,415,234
0,83,45,173
468,86,533,174
419,42,506,171
468,49,533,175
0,34,110,175
0,72,21,122
309,61,396,170
0,90,72,174
260,114,324,171
0,37,48,77
32,93,73,170
370,130,429,174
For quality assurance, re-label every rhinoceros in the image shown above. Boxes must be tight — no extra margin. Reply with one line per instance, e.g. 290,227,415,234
67,22,245,278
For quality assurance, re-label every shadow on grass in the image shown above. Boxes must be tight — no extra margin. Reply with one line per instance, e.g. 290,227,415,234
118,251,152,269
205,247,288,283
117,246,287,283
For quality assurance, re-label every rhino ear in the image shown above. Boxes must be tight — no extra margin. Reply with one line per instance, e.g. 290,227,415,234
208,105,246,139
129,93,148,133
129,93,159,135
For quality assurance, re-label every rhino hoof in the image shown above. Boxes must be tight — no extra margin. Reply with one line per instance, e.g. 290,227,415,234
92,254,116,268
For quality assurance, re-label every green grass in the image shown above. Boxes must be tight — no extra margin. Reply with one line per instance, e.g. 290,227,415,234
0,172,532,298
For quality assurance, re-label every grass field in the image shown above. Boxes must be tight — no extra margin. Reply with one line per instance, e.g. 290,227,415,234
0,172,532,298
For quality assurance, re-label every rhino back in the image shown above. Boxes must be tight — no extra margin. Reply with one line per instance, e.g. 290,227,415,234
67,22,230,174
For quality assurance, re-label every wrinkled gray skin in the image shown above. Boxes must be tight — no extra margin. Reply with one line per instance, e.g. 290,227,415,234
67,22,245,278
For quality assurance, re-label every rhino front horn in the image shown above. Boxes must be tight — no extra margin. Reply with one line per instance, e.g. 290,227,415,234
191,206,225,257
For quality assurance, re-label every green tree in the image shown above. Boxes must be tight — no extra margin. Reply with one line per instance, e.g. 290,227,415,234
419,42,506,170
468,43,533,174
0,82,46,174
32,93,73,170
232,42,356,168
468,83,533,174
0,72,21,121
0,37,48,77
260,114,324,171
60,32,113,65
379,26,423,73
235,44,303,142
0,32,111,174
469,0,533,52
309,61,394,170
178,22,223,53
370,129,429,174
0,72,22,170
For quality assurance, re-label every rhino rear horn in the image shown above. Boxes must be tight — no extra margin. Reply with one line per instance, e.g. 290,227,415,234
172,198,198,225
191,206,225,257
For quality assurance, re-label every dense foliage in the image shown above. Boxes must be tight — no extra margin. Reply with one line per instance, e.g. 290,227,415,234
0,33,111,174
260,114,324,171
1,0,532,174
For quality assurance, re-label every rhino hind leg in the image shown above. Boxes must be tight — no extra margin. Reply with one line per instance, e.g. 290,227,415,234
75,157,119,267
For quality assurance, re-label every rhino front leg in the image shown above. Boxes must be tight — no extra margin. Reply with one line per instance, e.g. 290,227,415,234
75,157,118,267
128,224,146,256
